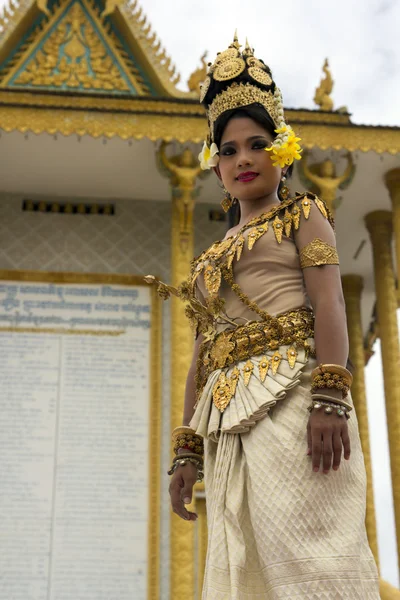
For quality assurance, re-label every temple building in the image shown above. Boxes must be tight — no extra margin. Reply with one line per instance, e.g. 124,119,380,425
0,0,399,598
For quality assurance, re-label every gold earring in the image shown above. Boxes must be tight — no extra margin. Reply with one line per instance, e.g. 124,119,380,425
280,176,290,201
221,188,237,213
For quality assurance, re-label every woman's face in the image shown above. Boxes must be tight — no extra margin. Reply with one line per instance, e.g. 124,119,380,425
217,115,283,203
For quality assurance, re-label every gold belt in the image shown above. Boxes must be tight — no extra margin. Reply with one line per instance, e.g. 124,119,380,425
207,307,315,373
194,307,316,404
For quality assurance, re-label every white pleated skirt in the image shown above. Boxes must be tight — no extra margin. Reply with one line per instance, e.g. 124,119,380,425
190,347,380,599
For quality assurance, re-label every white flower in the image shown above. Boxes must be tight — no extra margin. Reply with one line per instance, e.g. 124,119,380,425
198,141,219,170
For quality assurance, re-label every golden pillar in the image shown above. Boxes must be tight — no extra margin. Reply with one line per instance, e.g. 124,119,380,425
157,142,203,600
195,487,208,600
385,168,400,293
342,275,379,565
365,210,400,568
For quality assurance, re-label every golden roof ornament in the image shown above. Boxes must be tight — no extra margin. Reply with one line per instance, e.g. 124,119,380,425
314,58,334,111
187,51,208,94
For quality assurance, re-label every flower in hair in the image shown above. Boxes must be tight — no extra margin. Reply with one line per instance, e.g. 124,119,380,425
265,126,302,168
198,141,219,170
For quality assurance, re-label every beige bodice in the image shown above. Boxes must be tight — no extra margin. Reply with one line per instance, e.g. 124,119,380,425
196,224,311,327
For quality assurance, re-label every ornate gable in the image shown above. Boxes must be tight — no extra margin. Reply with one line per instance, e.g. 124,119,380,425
0,0,184,97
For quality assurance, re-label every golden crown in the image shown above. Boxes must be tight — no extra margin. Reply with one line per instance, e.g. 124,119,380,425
200,32,281,140
198,33,302,171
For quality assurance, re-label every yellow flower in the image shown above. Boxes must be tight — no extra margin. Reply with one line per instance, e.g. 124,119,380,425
198,141,219,170
282,132,302,152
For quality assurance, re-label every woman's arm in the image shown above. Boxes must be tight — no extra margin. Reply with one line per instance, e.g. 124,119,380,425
294,200,351,473
169,332,204,522
182,333,204,426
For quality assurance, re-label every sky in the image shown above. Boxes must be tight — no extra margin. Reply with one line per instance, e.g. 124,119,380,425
0,0,399,587
142,0,400,127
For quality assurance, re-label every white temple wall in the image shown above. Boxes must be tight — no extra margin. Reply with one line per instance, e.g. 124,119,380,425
0,193,226,600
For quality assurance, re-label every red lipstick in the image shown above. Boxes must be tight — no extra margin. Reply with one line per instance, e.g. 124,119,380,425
237,171,259,182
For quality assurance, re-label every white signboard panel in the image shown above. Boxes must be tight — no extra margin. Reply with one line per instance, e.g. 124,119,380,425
0,275,159,600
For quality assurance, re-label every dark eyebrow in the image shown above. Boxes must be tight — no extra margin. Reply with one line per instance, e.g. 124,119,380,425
220,135,268,148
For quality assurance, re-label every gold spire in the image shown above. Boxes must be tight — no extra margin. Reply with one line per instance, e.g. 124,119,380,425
314,58,334,111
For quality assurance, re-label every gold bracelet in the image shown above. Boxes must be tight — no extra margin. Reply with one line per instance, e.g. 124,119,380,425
311,363,353,386
311,375,350,398
172,426,204,456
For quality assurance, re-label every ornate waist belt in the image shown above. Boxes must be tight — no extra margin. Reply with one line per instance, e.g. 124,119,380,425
208,307,315,371
195,307,315,403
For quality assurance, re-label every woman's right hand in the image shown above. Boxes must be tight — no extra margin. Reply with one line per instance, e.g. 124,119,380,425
169,463,198,521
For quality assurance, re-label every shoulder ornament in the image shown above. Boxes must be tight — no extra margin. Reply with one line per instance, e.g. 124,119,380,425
299,238,339,269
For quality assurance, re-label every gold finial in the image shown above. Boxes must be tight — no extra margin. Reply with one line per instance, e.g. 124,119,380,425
314,58,334,111
187,51,207,94
244,38,253,56
232,29,241,49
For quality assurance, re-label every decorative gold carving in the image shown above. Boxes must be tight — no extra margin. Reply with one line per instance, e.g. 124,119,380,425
157,142,203,253
248,66,272,86
101,0,124,18
301,196,312,219
299,150,354,213
207,82,278,139
314,196,327,218
188,52,207,96
243,359,254,386
236,235,245,260
214,46,238,65
213,56,245,81
212,372,233,412
248,223,268,250
259,356,269,382
204,264,221,296
287,346,297,369
209,334,235,369
120,0,182,95
385,168,400,301
0,87,398,152
199,75,210,102
230,366,240,395
341,275,379,566
271,350,283,375
0,269,162,600
314,58,334,111
283,208,292,237
365,210,400,569
291,205,300,230
162,142,199,600
13,3,130,92
272,214,283,243
299,238,339,269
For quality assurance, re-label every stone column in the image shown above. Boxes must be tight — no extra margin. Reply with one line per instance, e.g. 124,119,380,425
365,210,400,568
341,275,379,566
385,168,400,293
157,143,203,600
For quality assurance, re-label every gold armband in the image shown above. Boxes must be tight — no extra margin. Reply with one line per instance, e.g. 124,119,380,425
299,238,339,269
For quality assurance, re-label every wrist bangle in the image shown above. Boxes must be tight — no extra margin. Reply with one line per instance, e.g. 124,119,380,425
308,399,350,419
311,393,353,412
168,456,204,483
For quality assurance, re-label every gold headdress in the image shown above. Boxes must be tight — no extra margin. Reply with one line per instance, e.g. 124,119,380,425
197,33,302,171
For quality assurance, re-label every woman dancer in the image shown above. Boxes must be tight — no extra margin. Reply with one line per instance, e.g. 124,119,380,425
147,34,379,599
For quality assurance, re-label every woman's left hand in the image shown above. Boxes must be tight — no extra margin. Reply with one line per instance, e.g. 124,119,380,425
307,410,351,474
